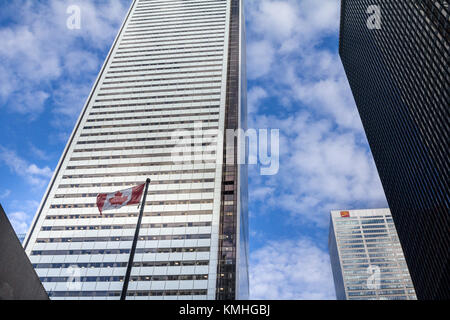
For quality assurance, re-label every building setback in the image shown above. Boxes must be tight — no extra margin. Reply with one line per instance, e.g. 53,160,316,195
24,0,248,300
339,1,449,299
329,209,417,300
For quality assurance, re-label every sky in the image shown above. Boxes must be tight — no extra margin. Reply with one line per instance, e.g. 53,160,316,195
0,0,389,300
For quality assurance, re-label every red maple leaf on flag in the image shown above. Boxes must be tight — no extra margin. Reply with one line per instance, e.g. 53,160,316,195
96,183,145,215
109,192,129,206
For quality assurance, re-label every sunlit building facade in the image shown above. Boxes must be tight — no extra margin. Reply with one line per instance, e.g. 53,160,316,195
24,0,248,300
329,209,417,300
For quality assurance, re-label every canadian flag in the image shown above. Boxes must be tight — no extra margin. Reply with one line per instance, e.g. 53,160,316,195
96,183,145,214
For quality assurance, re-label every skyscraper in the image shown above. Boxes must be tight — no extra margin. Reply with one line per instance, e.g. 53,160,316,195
339,1,449,299
329,209,417,300
24,0,248,300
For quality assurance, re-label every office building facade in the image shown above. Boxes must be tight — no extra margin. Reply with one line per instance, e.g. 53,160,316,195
339,1,449,299
24,0,248,300
329,209,417,300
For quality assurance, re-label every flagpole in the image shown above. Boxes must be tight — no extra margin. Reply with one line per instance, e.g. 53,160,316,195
120,178,150,300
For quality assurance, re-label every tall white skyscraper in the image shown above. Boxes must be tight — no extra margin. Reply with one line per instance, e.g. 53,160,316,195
328,208,416,300
24,0,248,300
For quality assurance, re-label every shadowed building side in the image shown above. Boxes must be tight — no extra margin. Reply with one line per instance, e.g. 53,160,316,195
339,0,449,299
0,204,48,300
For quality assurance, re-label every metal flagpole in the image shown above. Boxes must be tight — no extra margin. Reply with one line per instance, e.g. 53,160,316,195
120,178,151,300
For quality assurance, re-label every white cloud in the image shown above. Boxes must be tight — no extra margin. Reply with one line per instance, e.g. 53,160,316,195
250,238,336,300
7,211,31,234
249,1,300,41
28,143,50,160
6,199,40,235
248,87,268,115
0,146,53,187
247,40,276,79
245,0,388,230
0,189,11,199
0,0,129,124
246,0,340,53
250,112,387,227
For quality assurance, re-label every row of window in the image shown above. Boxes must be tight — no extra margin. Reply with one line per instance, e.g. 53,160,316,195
82,122,218,133
54,189,214,200
79,128,218,139
346,278,412,286
31,246,210,256
36,234,212,243
104,67,222,79
97,85,221,96
86,111,219,122
58,178,215,189
48,289,208,297
91,98,221,109
41,274,208,283
115,44,224,57
135,0,225,10
99,81,222,92
344,268,411,275
49,199,214,210
131,5,226,19
129,8,225,20
135,3,224,13
342,263,404,270
120,34,224,46
127,14,225,28
71,143,216,153
347,290,408,297
44,210,213,220
75,136,217,146
95,92,221,103
83,120,218,132
33,260,209,269
120,35,225,48
69,151,216,161
62,168,216,179
41,221,212,231
101,73,221,85
65,160,216,170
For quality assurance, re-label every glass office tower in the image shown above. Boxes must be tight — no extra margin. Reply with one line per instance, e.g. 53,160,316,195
329,209,417,300
339,1,449,299
24,0,248,300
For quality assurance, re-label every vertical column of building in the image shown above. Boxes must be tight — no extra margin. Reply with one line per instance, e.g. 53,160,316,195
215,0,242,300
24,0,233,300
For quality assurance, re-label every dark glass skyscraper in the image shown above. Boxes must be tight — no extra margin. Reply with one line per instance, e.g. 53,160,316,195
339,1,449,300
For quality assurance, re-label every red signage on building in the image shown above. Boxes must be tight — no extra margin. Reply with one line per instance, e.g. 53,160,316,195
340,211,350,218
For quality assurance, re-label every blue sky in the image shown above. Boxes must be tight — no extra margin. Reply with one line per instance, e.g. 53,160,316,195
0,0,388,300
